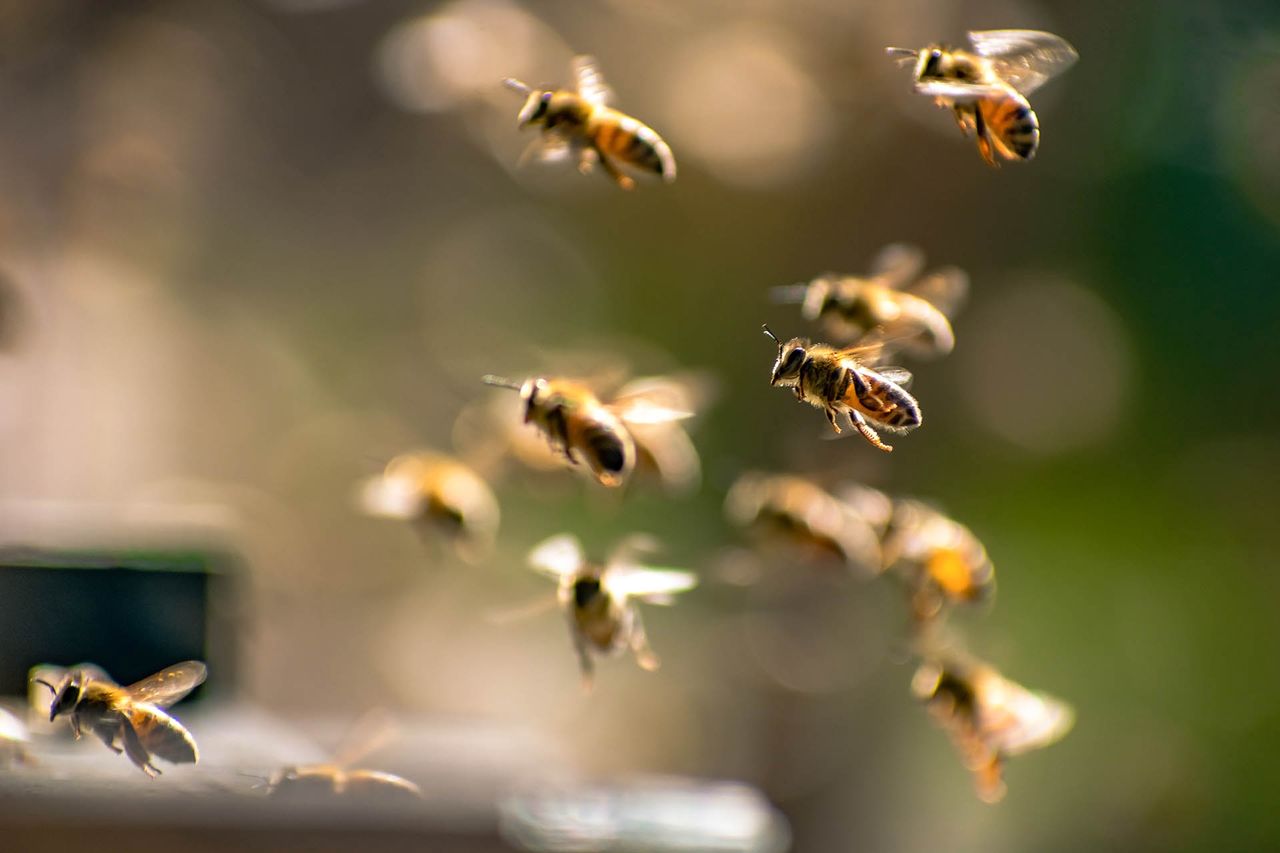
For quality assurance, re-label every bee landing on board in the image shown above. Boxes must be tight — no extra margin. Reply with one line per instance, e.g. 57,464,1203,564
762,325,922,453
912,654,1074,803
265,711,422,803
886,30,1078,166
481,374,692,488
773,244,968,358
526,533,697,690
32,661,206,777
357,451,500,563
503,55,676,189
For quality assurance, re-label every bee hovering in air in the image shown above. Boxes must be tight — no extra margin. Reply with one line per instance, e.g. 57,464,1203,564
724,472,883,574
357,451,500,563
264,710,422,803
773,244,968,358
503,54,676,189
481,374,691,488
32,661,206,777
762,325,922,453
887,30,1078,166
525,533,697,690
912,653,1074,803
879,499,996,630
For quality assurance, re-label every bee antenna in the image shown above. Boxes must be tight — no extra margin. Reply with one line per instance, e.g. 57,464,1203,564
885,47,917,57
502,77,532,95
32,678,56,694
482,375,522,391
761,324,781,345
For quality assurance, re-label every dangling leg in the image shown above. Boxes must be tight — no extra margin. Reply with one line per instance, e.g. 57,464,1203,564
593,146,636,190
572,630,596,693
971,104,999,168
824,406,843,434
629,608,661,672
849,410,893,453
577,146,598,176
120,720,161,777
93,724,123,755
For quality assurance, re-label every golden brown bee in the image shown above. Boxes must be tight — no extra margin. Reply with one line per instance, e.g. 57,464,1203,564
266,712,422,803
0,707,34,767
763,325,922,453
32,660,206,777
481,374,691,488
912,654,1074,803
887,30,1078,165
773,244,968,357
725,473,882,574
879,499,996,627
357,451,500,563
503,55,676,189
526,533,697,690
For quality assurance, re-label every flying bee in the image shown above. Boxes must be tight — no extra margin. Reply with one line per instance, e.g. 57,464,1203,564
525,533,697,690
265,711,422,803
772,243,968,357
32,660,206,777
880,499,995,628
724,472,883,574
481,374,691,488
762,325,922,453
912,654,1074,803
887,30,1078,166
357,451,500,563
503,55,676,189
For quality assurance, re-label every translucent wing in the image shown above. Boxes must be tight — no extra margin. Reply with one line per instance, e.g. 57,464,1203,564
914,80,1010,101
871,366,913,389
356,472,422,520
124,661,207,707
610,394,692,425
967,30,1079,95
904,267,969,316
518,135,576,169
869,243,925,290
572,55,614,106
331,708,398,769
605,565,698,605
614,373,715,420
528,533,585,578
977,672,1075,756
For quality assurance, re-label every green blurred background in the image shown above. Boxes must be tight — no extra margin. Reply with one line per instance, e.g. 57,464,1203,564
0,0,1278,850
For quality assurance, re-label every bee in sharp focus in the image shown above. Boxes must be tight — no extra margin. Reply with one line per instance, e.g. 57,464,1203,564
481,374,691,488
887,30,1078,166
773,244,968,357
725,472,883,574
912,653,1074,803
880,499,995,628
32,660,206,777
503,54,676,189
762,325,922,453
526,533,697,690
357,451,500,563
266,711,422,802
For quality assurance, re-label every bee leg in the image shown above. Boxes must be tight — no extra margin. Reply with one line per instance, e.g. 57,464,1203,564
577,146,598,175
629,610,661,672
849,410,893,453
971,106,999,168
824,407,842,434
573,633,595,693
93,725,123,755
594,147,636,190
120,721,161,777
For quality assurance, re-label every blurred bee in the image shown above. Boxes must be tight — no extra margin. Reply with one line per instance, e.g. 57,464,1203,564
266,711,421,803
887,30,1078,165
912,653,1074,803
880,499,995,628
357,451,500,563
0,707,34,767
763,325,921,453
616,373,714,496
32,660,206,777
725,473,882,574
481,374,691,488
526,533,697,689
772,244,968,357
503,55,676,189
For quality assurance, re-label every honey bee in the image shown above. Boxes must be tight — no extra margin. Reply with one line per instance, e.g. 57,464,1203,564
503,55,676,189
526,533,697,689
880,499,995,628
772,244,968,357
887,30,1078,165
32,660,206,777
481,374,691,488
762,325,922,453
266,712,422,802
357,451,500,563
912,654,1074,803
724,472,882,574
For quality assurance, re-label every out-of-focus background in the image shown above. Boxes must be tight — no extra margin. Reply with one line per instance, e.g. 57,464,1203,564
0,0,1278,850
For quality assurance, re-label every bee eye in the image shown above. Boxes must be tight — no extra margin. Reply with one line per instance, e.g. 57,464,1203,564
784,348,806,371
930,49,942,60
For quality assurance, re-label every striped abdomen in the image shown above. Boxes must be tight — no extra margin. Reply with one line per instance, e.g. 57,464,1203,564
845,368,922,431
980,93,1039,161
590,108,677,182
570,410,635,487
127,706,199,764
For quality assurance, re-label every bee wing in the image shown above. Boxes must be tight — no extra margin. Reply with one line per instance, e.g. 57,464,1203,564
572,55,614,106
913,80,1010,102
869,243,926,290
528,533,585,578
605,564,698,605
331,708,398,769
124,661,207,707
614,372,717,419
979,674,1075,756
518,135,576,168
610,394,693,425
967,30,1079,95
871,366,913,389
903,267,969,316
356,472,423,520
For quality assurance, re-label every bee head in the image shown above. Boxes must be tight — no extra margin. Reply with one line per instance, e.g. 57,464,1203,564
763,325,807,387
919,45,948,79
519,377,550,423
35,674,80,722
572,574,603,608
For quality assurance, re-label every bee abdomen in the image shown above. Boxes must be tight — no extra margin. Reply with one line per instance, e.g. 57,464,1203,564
596,115,676,180
583,424,632,482
984,95,1039,160
129,707,198,764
